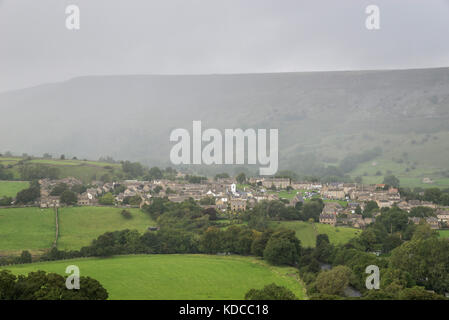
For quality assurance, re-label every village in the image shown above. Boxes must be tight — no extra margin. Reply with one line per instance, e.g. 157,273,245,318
37,175,449,231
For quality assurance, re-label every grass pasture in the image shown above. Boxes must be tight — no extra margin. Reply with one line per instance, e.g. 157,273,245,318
439,230,449,239
0,181,29,198
0,207,55,255
2,254,306,300
57,206,155,250
0,156,122,183
0,206,155,254
315,223,361,245
349,157,449,189
269,221,360,248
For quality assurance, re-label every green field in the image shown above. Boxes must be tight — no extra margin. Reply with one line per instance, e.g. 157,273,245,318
0,157,22,166
1,254,306,300
0,207,55,255
0,156,122,183
0,181,29,198
439,230,449,238
269,221,360,248
57,206,155,250
349,157,449,189
0,206,155,254
315,223,360,245
274,190,299,200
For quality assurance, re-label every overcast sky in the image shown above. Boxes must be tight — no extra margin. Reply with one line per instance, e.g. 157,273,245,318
1,0,449,92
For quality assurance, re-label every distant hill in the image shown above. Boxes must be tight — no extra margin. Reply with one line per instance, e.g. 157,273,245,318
0,156,122,183
1,68,449,186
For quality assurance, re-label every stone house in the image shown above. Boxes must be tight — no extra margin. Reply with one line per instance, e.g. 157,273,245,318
230,198,247,212
321,187,346,200
319,214,337,226
40,196,60,208
261,178,291,189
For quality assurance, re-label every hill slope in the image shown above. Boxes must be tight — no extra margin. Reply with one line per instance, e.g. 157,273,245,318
1,68,448,181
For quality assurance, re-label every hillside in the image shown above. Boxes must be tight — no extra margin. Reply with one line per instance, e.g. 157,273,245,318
0,156,122,183
1,68,449,184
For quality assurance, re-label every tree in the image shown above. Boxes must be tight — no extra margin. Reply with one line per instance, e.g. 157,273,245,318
214,173,230,180
50,183,69,196
0,270,108,300
200,227,223,254
359,229,377,251
60,190,77,205
202,207,218,220
244,202,269,230
390,238,449,294
153,185,163,195
0,196,12,206
19,164,59,180
71,184,87,194
315,265,353,296
19,250,32,264
123,195,142,206
316,234,330,247
0,270,16,299
236,173,246,184
375,208,409,234
98,192,114,205
0,165,13,180
199,197,215,205
245,283,297,300
314,234,332,263
409,206,435,218
263,229,301,266
411,222,438,241
15,181,40,204
147,167,163,180
122,161,144,178
423,188,442,203
364,201,379,215
251,230,273,257
383,175,400,188
121,210,133,219
301,200,323,222
398,286,446,300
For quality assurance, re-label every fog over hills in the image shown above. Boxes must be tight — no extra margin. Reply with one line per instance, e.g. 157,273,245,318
1,67,449,176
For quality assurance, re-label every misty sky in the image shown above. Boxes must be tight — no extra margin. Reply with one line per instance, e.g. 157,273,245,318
1,0,449,92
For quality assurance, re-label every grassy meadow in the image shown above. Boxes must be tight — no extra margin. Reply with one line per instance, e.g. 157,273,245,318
0,207,55,255
57,206,155,250
439,230,449,239
269,220,360,248
0,206,154,254
349,157,449,189
0,181,29,198
2,254,306,300
0,156,122,183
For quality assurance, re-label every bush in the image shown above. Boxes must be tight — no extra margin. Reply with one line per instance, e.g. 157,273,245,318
245,283,297,300
121,210,133,219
